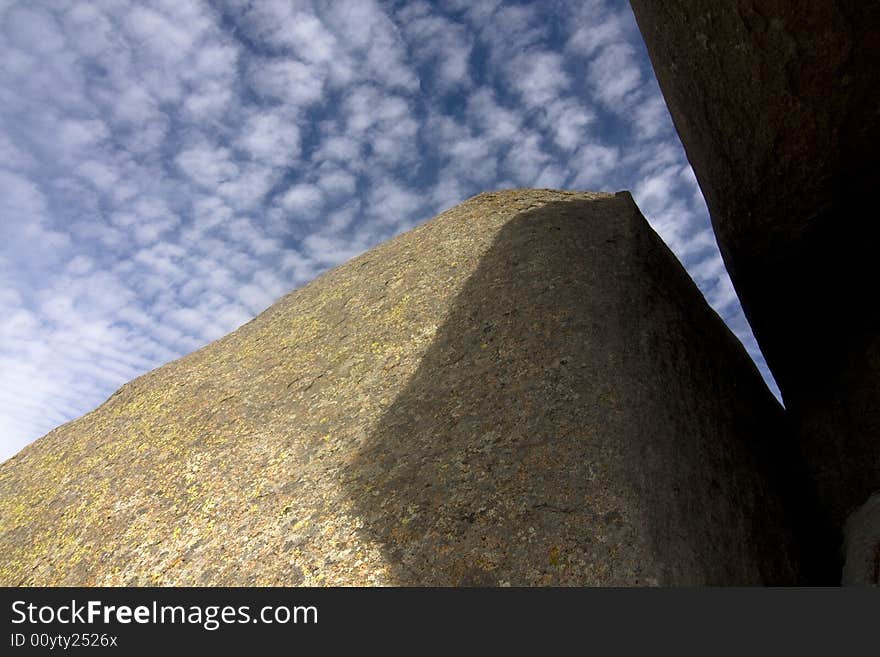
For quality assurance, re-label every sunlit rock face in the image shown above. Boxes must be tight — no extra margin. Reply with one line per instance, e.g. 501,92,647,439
629,1,880,580
0,190,800,585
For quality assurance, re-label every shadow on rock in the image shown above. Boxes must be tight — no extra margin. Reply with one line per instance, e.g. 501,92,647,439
344,196,802,585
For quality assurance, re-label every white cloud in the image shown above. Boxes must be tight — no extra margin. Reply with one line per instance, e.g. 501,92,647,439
316,166,358,198
0,0,780,462
465,89,522,142
366,178,424,227
483,4,545,62
177,143,239,189
237,112,302,167
567,7,627,57
588,42,643,108
231,1,338,64
182,79,235,121
573,143,621,189
237,282,275,316
61,3,118,58
633,165,680,215
633,92,671,140
124,6,197,65
66,255,95,276
217,163,280,211
58,118,108,156
223,217,281,257
313,133,361,163
3,5,66,54
0,168,48,220
503,133,553,185
300,232,367,268
76,160,119,191
397,4,473,92
321,0,419,91
248,58,325,108
509,51,570,108
0,132,35,170
544,99,596,151
279,183,324,217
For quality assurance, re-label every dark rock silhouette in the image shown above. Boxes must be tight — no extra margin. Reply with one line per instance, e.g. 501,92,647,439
0,190,800,585
842,492,880,586
629,0,880,581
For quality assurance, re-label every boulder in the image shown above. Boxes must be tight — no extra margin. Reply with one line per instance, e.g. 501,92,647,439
841,491,880,586
629,0,880,579
0,190,800,585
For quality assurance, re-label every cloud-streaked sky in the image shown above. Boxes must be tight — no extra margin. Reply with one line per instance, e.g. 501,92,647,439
0,0,778,462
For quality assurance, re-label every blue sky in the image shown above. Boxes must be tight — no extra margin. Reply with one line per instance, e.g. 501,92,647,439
0,0,778,462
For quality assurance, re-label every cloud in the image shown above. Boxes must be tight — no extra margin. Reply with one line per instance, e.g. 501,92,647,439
567,4,628,57
3,4,66,54
316,165,358,198
0,0,778,462
543,99,596,151
588,42,643,108
397,3,473,93
248,58,326,108
279,184,325,217
228,0,338,63
1,168,48,221
569,144,621,188
237,112,302,168
509,51,570,108
176,143,239,189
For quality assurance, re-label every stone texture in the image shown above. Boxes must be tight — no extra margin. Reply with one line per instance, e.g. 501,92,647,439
629,0,880,579
841,491,880,586
0,190,800,585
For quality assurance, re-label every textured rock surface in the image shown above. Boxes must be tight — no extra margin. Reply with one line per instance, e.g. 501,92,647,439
841,492,880,586
0,190,799,585
629,0,880,578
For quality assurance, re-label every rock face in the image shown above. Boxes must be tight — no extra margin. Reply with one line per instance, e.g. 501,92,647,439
629,0,880,579
0,190,800,585
841,492,880,586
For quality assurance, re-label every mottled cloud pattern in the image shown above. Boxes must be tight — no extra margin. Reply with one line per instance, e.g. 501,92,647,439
0,0,777,461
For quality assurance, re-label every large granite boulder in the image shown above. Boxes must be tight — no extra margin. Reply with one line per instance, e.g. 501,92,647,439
0,190,800,585
629,0,880,579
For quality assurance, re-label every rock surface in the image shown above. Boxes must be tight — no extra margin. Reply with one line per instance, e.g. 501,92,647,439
0,190,800,585
629,0,880,579
841,491,880,586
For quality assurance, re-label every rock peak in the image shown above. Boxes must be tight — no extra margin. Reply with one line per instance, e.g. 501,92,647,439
0,190,799,585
